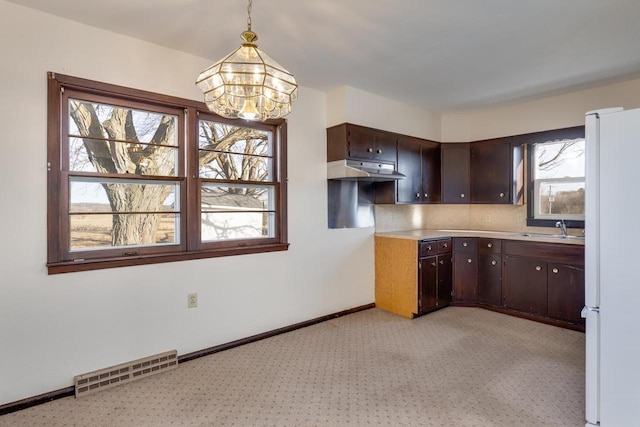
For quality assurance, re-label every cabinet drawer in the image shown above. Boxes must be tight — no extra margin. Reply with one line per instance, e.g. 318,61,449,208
478,238,502,254
503,240,584,265
419,240,438,257
453,237,477,252
437,239,452,254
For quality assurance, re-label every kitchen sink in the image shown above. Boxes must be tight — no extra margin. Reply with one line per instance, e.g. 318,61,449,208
517,232,584,240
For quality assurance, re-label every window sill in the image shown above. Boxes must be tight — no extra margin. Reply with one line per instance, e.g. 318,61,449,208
47,243,290,274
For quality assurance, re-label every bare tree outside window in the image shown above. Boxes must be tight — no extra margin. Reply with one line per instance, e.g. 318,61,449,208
47,73,288,274
198,120,275,241
68,100,179,249
67,104,275,248
533,139,585,218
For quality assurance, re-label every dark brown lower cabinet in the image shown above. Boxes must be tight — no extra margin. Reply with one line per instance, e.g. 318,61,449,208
548,263,585,325
418,252,452,314
478,254,502,306
437,256,453,307
453,252,478,303
419,256,438,312
503,255,548,316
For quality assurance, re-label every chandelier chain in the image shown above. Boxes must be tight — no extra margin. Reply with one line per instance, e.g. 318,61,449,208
247,0,253,31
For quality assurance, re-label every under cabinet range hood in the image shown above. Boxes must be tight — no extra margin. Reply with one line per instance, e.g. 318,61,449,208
327,159,406,181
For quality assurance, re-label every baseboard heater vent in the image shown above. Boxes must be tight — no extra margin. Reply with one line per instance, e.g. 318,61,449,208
74,350,178,398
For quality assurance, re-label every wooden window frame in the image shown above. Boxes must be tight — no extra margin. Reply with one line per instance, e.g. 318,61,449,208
516,126,585,229
47,73,288,274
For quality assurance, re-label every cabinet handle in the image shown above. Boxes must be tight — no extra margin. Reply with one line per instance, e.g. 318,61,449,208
367,148,373,153
467,258,472,263
535,265,542,271
443,243,448,248
416,192,420,199
424,193,428,198
460,193,465,198
491,260,497,266
487,243,493,248
427,245,432,251
552,268,559,274
463,242,468,247
439,260,444,265
377,149,382,154
499,192,505,198
431,262,437,267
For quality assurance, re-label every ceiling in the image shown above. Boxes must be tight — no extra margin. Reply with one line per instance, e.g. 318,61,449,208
7,0,640,111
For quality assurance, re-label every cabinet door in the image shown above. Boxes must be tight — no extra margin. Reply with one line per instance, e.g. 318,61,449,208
419,256,438,313
437,255,453,306
397,136,422,203
374,133,397,163
347,126,376,160
453,252,478,302
503,256,547,316
548,263,585,324
470,141,511,203
422,142,441,203
441,144,470,204
478,254,502,306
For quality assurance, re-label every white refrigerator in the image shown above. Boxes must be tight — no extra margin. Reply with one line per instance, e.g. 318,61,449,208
584,107,640,426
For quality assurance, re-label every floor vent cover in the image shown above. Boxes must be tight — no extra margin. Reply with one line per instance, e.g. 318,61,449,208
74,350,178,398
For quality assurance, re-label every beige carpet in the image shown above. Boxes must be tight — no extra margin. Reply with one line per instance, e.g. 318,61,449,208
0,307,585,426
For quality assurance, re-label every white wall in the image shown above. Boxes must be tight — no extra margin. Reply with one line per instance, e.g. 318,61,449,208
327,85,441,140
0,1,374,405
441,77,640,141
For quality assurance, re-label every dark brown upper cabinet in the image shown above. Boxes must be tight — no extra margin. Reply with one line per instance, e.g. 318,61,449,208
470,138,524,204
470,139,511,203
327,123,396,164
441,143,471,204
397,136,441,203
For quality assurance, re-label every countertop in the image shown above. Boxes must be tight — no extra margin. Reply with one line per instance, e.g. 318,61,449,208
375,229,585,245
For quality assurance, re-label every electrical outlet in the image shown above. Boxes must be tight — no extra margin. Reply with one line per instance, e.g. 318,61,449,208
187,293,198,308
485,214,492,223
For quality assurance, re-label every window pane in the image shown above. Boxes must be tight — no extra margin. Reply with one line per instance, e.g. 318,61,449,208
70,178,179,250
537,181,585,216
198,120,271,155
198,120,273,182
69,137,178,176
534,139,585,179
70,213,179,251
201,212,275,242
199,152,272,181
201,183,275,242
68,99,178,145
70,179,178,213
201,184,273,212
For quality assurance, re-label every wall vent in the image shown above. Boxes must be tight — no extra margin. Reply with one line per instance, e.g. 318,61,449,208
74,350,178,398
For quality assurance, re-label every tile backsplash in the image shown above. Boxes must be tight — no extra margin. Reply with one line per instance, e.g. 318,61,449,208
375,204,579,235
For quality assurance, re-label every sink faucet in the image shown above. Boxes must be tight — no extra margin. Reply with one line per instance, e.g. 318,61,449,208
556,220,568,236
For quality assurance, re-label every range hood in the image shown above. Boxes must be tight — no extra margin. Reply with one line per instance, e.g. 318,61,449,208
327,159,406,181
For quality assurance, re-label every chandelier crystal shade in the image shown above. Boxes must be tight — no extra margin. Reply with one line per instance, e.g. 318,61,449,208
196,0,297,121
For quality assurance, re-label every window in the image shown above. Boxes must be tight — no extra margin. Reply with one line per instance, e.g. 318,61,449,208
532,139,585,220
47,73,288,274
523,126,585,228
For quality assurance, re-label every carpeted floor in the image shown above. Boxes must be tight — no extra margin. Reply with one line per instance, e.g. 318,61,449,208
0,307,585,426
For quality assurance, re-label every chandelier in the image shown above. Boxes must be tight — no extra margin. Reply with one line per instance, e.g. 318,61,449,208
196,0,298,121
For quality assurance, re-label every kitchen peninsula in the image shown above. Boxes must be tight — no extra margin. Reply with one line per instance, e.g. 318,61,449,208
375,229,585,331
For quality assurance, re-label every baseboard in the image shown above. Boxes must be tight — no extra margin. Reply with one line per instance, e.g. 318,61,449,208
179,303,375,363
0,303,375,416
480,305,585,332
0,387,74,416
449,302,585,332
